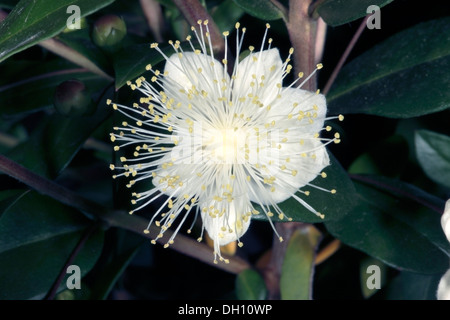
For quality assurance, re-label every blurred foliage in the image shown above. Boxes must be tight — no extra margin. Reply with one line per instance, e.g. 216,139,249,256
0,0,449,301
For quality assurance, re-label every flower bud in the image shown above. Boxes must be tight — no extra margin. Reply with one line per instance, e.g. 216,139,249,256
92,14,127,48
53,79,94,116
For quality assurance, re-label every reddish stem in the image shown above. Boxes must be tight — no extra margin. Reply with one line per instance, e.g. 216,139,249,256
322,15,369,96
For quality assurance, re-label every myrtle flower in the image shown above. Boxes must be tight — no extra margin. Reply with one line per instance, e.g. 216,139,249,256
437,199,450,300
108,21,342,263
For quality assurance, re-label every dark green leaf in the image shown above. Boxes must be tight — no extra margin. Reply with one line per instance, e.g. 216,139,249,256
0,0,115,62
232,0,285,21
327,17,450,118
280,225,322,300
0,190,104,299
89,242,143,300
348,135,408,177
352,174,446,216
325,180,450,274
0,0,18,9
415,130,450,189
113,42,194,89
212,0,245,33
0,189,26,220
56,28,111,75
0,191,90,254
235,269,267,300
113,43,165,89
253,153,357,223
0,65,111,116
7,104,111,178
377,271,441,300
316,0,393,26
0,228,104,299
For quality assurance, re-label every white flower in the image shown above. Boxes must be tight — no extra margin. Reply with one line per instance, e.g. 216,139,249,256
441,199,450,243
438,268,450,300
108,21,342,263
437,199,450,300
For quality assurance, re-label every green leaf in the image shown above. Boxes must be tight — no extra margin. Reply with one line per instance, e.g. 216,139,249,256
211,0,245,33
113,41,195,89
253,153,357,223
348,135,408,177
0,191,90,253
0,0,18,9
0,0,115,62
378,271,441,300
0,189,25,219
7,104,111,178
0,191,104,299
325,179,450,274
0,228,104,300
353,174,446,215
415,130,450,189
0,64,111,116
232,0,285,21
89,241,143,300
316,0,394,26
280,225,322,300
113,43,165,89
327,17,450,118
235,269,267,300
56,28,112,75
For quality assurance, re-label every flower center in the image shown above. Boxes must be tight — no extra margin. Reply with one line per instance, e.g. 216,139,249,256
205,126,248,164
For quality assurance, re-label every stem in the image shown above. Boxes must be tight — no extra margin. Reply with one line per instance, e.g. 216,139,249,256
172,0,224,56
139,0,164,42
322,15,369,96
0,155,108,216
315,239,340,265
0,68,89,92
268,0,289,22
350,174,445,214
0,154,251,274
262,0,323,300
314,18,327,65
45,222,100,300
286,0,318,91
39,38,114,81
263,222,305,299
0,9,7,21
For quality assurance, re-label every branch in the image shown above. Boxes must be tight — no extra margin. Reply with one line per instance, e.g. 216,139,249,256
262,222,306,299
39,38,113,81
0,154,250,274
45,222,100,300
350,174,445,214
139,0,165,42
172,0,224,56
286,0,318,91
322,15,369,95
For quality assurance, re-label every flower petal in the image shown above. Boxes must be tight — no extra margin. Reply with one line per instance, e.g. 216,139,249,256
233,48,283,106
442,199,450,243
437,268,450,300
270,87,327,134
163,51,230,95
201,201,251,246
249,137,330,204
